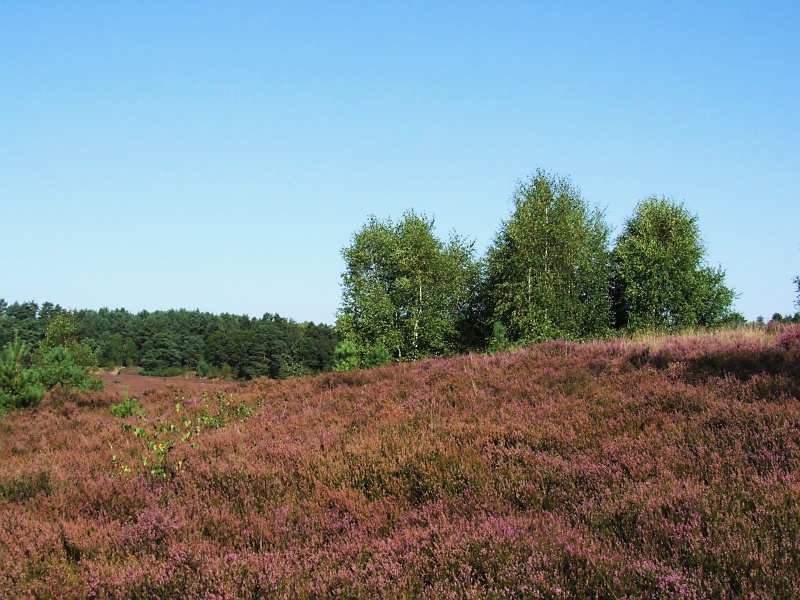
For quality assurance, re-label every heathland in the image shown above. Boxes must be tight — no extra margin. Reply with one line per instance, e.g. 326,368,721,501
1,325,799,597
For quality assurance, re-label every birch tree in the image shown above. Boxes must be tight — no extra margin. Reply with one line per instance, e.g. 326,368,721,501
484,169,612,343
337,211,478,361
610,196,736,331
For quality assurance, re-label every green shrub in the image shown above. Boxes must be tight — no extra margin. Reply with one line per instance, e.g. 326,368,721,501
110,396,143,418
0,337,45,411
364,342,391,368
140,365,187,377
196,359,211,377
37,346,103,392
220,363,233,379
488,321,510,353
333,340,361,372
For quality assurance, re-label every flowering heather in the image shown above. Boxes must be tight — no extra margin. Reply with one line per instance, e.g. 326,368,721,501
1,326,799,598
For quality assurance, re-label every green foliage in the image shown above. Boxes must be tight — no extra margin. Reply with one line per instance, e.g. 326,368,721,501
110,395,143,418
112,390,259,479
40,313,79,349
768,312,800,325
364,341,391,368
196,359,211,377
723,311,747,327
333,340,361,372
203,327,250,378
0,337,44,411
36,346,104,392
35,313,97,368
278,359,312,379
611,197,736,332
0,300,59,348
0,171,749,378
337,210,479,361
1,302,339,381
25,313,104,394
1,315,103,411
488,321,511,354
484,169,612,344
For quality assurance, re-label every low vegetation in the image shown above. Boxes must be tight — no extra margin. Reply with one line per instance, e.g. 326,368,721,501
1,325,799,597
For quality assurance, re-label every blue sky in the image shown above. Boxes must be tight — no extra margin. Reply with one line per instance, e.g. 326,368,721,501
2,1,798,324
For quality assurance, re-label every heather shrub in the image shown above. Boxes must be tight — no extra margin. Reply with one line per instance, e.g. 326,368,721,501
2,328,800,597
0,470,52,501
120,506,182,555
776,325,800,351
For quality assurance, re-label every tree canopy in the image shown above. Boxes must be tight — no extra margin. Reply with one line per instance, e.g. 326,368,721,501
483,169,612,343
0,301,338,381
336,211,478,363
610,196,736,332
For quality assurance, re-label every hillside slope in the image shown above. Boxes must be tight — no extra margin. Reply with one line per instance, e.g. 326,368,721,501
1,327,799,598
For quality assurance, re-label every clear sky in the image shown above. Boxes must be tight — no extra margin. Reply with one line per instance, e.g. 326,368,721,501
2,1,798,324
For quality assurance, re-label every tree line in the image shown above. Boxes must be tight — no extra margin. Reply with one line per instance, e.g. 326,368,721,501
3,167,797,404
334,169,757,369
0,302,338,381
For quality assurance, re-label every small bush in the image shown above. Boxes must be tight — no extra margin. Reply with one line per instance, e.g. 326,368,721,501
776,326,800,351
110,396,143,418
37,346,103,392
333,340,361,372
0,337,45,410
196,359,211,378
